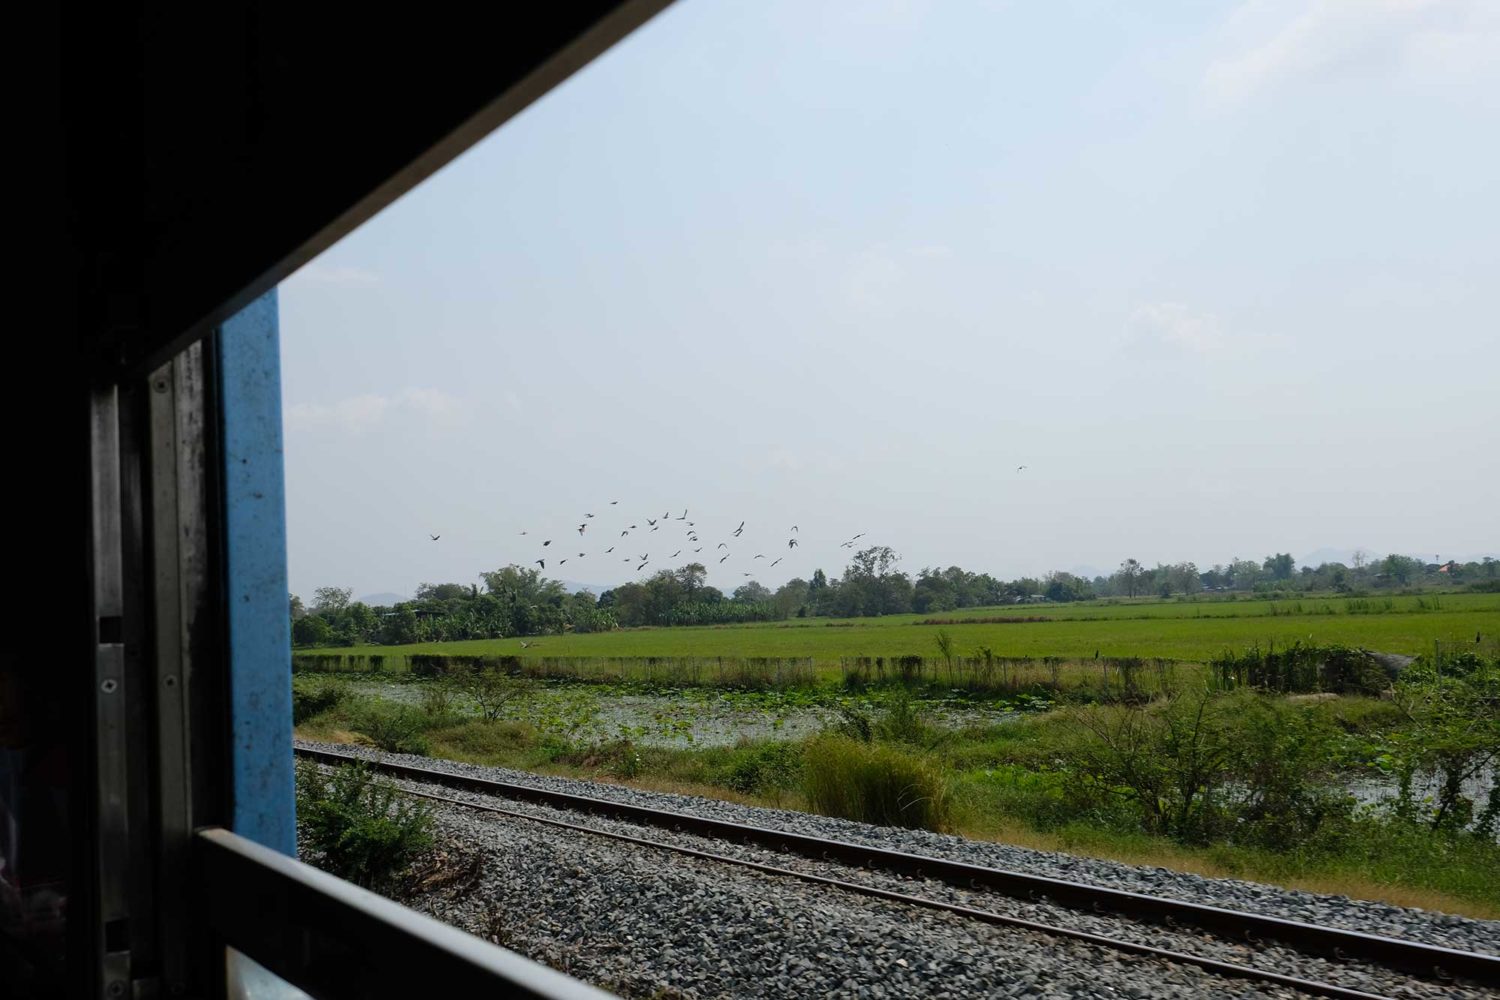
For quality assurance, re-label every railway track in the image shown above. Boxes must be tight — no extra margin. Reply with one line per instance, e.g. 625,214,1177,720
295,745,1499,999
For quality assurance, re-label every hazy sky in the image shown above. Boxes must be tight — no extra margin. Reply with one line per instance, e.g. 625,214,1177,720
280,0,1499,600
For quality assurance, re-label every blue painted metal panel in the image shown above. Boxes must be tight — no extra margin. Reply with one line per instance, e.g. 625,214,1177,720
218,290,296,855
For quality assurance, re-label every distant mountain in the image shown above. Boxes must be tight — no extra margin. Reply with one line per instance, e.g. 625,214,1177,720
357,592,408,607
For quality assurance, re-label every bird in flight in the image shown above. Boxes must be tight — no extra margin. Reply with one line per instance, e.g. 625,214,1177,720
770,558,782,567
543,540,552,547
852,533,865,540
535,559,545,569
559,559,568,565
519,639,540,649
430,534,440,541
1017,465,1027,472
754,554,765,560
719,555,729,563
578,552,585,558
743,572,752,577
637,561,649,571
647,518,657,526
788,539,798,548
790,525,798,533
717,542,728,549
672,550,681,557
678,509,688,519
693,547,702,553
578,524,587,535
621,530,630,537
585,513,595,518
733,521,745,537
518,531,527,536
606,546,615,553
609,500,619,505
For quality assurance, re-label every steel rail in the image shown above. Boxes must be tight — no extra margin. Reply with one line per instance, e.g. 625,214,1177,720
396,781,1391,1000
294,745,1498,989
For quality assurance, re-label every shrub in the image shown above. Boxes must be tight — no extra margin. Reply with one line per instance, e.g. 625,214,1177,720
352,702,432,755
1230,696,1353,848
1060,691,1238,842
460,668,528,722
804,735,950,831
292,677,348,724
712,740,803,797
295,760,433,890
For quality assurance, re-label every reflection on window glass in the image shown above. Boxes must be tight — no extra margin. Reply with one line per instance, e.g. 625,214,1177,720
227,949,315,1000
0,666,69,998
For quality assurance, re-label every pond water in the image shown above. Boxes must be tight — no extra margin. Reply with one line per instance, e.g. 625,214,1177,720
336,681,1495,828
342,680,1018,748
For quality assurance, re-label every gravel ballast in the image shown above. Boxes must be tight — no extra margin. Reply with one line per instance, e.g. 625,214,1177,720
296,740,1499,998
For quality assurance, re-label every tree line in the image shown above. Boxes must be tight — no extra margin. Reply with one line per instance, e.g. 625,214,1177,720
289,548,1499,647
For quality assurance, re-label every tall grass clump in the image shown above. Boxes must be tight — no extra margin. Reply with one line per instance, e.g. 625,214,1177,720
803,735,950,831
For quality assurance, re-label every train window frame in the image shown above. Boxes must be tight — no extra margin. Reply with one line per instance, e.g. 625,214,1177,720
61,4,678,997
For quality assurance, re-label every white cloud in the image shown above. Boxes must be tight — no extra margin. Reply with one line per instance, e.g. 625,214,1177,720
1124,302,1227,359
285,388,466,433
291,263,381,287
841,241,953,311
1204,0,1500,108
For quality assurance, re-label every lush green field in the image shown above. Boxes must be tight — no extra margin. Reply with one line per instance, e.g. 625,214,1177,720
333,593,1500,667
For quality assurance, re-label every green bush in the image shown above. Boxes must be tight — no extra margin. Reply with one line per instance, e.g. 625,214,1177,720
804,735,950,831
954,764,1131,832
712,740,803,796
352,702,432,755
295,761,433,890
292,676,349,724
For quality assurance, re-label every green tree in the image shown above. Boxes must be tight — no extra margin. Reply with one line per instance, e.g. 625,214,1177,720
1381,553,1422,586
772,578,809,617
414,582,472,602
480,565,565,605
732,581,772,604
292,615,332,647
312,586,353,615
1263,553,1295,581
1116,558,1143,598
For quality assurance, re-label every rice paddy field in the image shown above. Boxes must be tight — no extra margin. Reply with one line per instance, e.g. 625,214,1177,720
331,592,1500,669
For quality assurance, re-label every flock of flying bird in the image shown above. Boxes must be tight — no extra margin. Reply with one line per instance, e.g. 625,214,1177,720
430,500,875,581
427,468,1037,580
